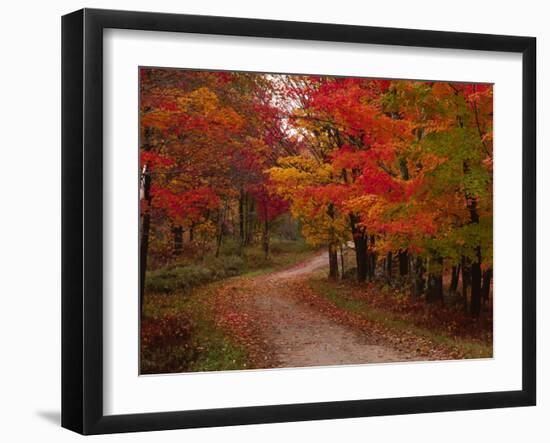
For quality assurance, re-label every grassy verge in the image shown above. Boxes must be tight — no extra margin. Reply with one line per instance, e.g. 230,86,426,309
145,238,313,294
308,277,492,359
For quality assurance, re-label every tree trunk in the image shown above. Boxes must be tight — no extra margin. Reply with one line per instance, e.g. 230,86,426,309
368,235,377,280
172,226,183,255
328,244,339,280
397,157,410,280
215,204,227,258
464,161,483,318
470,247,482,318
139,168,152,315
386,251,393,281
412,256,425,300
426,276,439,303
437,273,444,304
482,268,493,306
246,196,255,245
467,196,482,318
350,214,368,282
461,255,470,314
262,219,269,259
355,235,368,282
399,249,408,276
239,189,245,254
339,245,345,279
449,264,460,293
324,202,339,280
399,157,410,180
215,231,223,258
426,256,443,304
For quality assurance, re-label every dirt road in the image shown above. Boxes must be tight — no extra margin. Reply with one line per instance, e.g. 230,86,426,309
217,252,419,368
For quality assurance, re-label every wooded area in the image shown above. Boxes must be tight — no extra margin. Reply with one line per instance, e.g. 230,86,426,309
139,68,493,373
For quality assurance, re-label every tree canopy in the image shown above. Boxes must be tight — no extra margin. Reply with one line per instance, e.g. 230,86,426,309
140,69,493,318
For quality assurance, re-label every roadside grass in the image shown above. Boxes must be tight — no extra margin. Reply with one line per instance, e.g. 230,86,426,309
181,284,251,373
308,277,492,359
141,239,317,374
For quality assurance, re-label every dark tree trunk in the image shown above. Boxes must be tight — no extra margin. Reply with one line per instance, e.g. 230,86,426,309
398,155,411,289
470,247,482,318
467,196,483,318
368,235,377,280
350,214,368,282
239,189,245,254
215,204,227,258
399,249,409,276
328,244,339,280
464,161,483,318
386,251,393,281
246,197,255,245
461,256,471,314
426,256,444,304
449,264,460,293
189,223,194,242
215,232,223,258
482,268,493,306
262,219,269,259
399,157,410,180
326,203,339,280
139,168,152,315
436,273,444,304
339,245,345,279
355,235,368,282
397,158,410,279
412,257,425,300
172,226,183,255
426,275,440,303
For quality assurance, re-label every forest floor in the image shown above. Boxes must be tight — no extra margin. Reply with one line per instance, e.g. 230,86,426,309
142,250,492,374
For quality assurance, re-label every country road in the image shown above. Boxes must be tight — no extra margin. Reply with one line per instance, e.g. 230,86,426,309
215,252,420,369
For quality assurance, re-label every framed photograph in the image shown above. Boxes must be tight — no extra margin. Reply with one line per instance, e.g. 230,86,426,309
62,8,536,435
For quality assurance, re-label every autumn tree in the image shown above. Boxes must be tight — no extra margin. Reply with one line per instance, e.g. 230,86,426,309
139,70,294,310
141,68,493,318
269,76,492,316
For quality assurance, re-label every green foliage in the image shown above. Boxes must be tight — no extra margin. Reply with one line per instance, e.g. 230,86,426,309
145,258,245,294
146,238,313,295
268,238,309,254
218,237,241,256
187,324,249,372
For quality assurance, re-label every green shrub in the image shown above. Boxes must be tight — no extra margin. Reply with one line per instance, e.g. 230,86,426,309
221,255,245,274
269,238,308,254
218,238,241,256
145,256,247,295
145,239,313,295
242,248,270,267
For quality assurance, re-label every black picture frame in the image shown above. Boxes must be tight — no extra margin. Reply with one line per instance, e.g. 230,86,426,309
62,8,536,435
